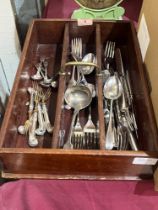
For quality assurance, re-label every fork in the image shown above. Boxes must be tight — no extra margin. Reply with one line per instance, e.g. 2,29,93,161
67,38,82,94
71,114,84,149
39,88,53,134
71,38,82,61
71,38,84,83
68,39,80,88
83,107,97,149
104,41,115,67
102,41,115,82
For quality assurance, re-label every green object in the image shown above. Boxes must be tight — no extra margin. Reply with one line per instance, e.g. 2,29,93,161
74,0,123,10
71,0,125,20
71,6,124,20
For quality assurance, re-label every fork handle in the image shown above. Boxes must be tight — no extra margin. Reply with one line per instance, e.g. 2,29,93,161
105,99,115,150
63,110,78,149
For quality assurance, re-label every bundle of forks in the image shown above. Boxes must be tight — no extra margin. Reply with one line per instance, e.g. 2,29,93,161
59,109,99,150
18,83,53,147
69,107,99,149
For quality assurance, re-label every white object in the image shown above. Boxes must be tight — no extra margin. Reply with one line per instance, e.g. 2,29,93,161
133,157,158,165
138,14,150,61
0,0,21,105
77,19,93,26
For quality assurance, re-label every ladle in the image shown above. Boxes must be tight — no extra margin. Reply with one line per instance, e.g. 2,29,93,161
64,85,92,149
103,73,123,150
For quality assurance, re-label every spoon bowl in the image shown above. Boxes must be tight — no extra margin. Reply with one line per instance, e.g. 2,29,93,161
64,85,92,111
103,75,122,100
80,53,96,75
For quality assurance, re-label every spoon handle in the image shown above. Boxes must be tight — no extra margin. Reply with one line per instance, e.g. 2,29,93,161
68,66,76,87
105,100,115,150
63,110,78,149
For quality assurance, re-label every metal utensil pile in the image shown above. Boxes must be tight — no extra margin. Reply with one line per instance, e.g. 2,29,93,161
102,41,138,151
62,38,99,149
18,82,53,147
31,57,57,88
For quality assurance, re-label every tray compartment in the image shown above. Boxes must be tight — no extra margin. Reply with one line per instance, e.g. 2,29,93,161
55,22,101,149
99,21,158,152
0,20,66,149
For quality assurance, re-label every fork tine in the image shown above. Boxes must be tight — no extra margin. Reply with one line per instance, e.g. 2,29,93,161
108,41,112,58
76,38,79,59
77,135,81,149
92,133,95,149
78,38,80,59
80,136,83,149
76,38,78,58
77,38,81,59
112,41,115,57
90,133,93,149
109,41,113,58
94,132,98,149
77,135,80,149
107,41,112,58
75,38,77,55
79,38,82,59
71,133,75,148
104,41,109,57
79,135,83,149
71,39,74,55
88,133,91,149
104,41,116,59
111,42,115,58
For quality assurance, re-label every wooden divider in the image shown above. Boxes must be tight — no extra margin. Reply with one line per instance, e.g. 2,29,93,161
95,24,106,150
51,23,70,148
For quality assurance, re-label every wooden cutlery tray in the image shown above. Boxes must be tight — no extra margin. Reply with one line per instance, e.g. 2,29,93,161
0,19,158,181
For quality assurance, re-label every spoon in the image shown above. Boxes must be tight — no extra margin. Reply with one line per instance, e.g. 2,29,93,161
64,85,92,149
68,66,77,88
40,61,53,87
80,53,96,75
78,54,97,97
77,53,96,83
103,73,123,150
31,64,43,80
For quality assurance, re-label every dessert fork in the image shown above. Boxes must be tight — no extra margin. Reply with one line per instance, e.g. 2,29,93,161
102,41,115,82
83,107,97,149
